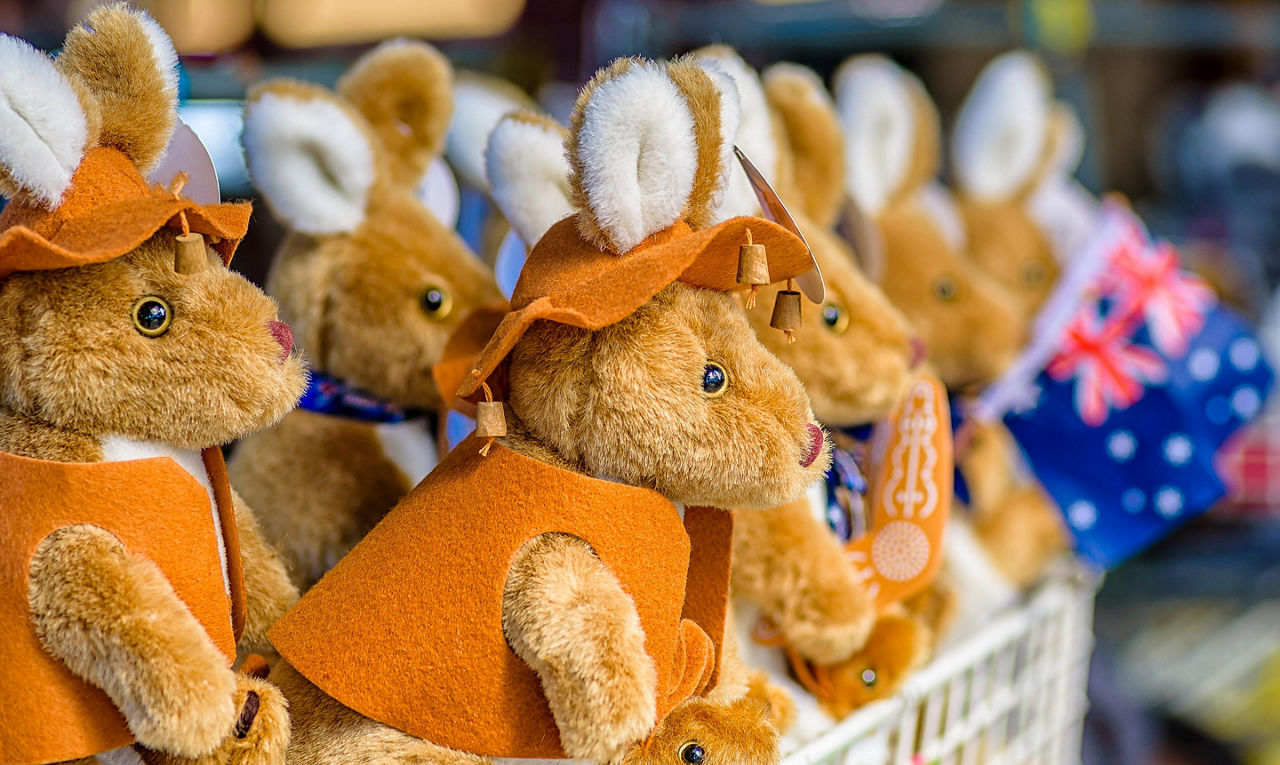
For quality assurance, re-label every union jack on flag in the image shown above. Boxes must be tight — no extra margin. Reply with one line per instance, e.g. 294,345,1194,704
1047,308,1169,427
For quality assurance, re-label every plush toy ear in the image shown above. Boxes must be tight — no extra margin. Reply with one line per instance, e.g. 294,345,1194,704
416,157,461,229
486,111,573,246
1042,101,1086,179
57,3,178,174
243,81,378,235
763,63,845,227
692,46,778,222
669,56,741,230
951,50,1053,202
336,39,453,191
567,58,698,253
0,34,90,207
445,71,539,192
834,55,937,217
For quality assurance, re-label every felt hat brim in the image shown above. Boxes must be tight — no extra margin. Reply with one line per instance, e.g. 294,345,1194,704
457,214,815,401
0,146,251,280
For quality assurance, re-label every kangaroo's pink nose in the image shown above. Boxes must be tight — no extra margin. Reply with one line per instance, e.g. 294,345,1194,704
909,336,927,369
801,423,824,468
268,320,293,364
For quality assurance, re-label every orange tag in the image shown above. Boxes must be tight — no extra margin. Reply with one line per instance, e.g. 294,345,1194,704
845,375,952,610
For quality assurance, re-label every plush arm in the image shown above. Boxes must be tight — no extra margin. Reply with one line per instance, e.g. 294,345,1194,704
502,532,657,764
28,525,239,758
731,500,875,664
230,489,300,653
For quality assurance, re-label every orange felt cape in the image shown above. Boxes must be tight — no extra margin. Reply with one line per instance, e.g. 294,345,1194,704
0,448,245,765
270,437,732,759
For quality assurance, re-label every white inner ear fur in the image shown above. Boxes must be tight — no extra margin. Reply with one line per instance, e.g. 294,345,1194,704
243,93,376,235
415,157,460,228
0,34,87,207
132,8,180,109
1044,102,1085,179
913,181,967,252
1027,175,1100,263
576,61,697,252
486,115,573,245
952,51,1051,201
699,54,775,221
835,57,915,217
446,79,529,191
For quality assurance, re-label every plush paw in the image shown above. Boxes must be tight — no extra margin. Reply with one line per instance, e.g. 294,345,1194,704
129,666,239,758
819,613,931,718
620,696,779,765
778,587,875,666
138,673,288,765
745,671,796,734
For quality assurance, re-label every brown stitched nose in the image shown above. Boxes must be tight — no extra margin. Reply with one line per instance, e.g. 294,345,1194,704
909,337,927,369
268,320,293,364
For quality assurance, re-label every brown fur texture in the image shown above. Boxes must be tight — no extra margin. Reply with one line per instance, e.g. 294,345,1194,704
1,7,301,763
620,696,779,765
958,200,1060,322
57,3,177,173
275,57,823,763
337,40,453,190
730,498,874,664
504,532,658,763
510,284,829,511
761,65,845,228
0,236,305,449
230,44,501,590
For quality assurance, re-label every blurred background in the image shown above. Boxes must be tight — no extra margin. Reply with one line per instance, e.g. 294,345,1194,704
7,1,1280,763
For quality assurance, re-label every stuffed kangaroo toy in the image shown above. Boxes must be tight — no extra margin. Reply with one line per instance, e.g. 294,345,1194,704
229,41,504,591
688,51,944,743
951,50,1100,324
0,5,303,764
833,55,1048,641
267,56,830,765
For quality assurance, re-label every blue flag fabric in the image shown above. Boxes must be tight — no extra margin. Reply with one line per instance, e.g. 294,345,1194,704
981,206,1273,568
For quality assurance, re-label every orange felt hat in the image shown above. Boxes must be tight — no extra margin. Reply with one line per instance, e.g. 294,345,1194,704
0,146,251,281
457,213,815,401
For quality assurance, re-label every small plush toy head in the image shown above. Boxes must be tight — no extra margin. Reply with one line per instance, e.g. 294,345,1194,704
951,51,1098,321
725,58,920,427
620,696,778,765
471,57,830,511
834,55,1022,390
0,3,305,449
243,40,502,410
816,611,932,718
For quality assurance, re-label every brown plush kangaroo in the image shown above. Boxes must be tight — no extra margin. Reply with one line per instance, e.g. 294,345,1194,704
0,5,303,764
267,55,830,765
229,41,504,591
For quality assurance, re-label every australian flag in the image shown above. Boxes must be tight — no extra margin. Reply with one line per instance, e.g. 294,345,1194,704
975,204,1273,569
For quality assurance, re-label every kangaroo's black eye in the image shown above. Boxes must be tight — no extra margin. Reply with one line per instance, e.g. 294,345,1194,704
1023,262,1047,286
701,363,728,398
679,742,706,764
132,297,172,338
933,276,959,302
821,303,849,335
420,286,452,319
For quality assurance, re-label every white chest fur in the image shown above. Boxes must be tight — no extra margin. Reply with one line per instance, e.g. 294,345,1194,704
98,436,230,598
374,419,439,487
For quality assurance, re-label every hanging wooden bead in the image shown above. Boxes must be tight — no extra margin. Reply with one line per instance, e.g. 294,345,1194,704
771,281,802,343
174,232,210,274
738,228,770,309
475,381,507,456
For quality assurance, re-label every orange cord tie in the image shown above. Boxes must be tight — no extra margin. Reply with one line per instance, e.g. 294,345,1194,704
168,172,192,236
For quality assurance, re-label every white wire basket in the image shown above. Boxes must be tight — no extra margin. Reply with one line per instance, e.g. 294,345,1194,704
783,570,1098,765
